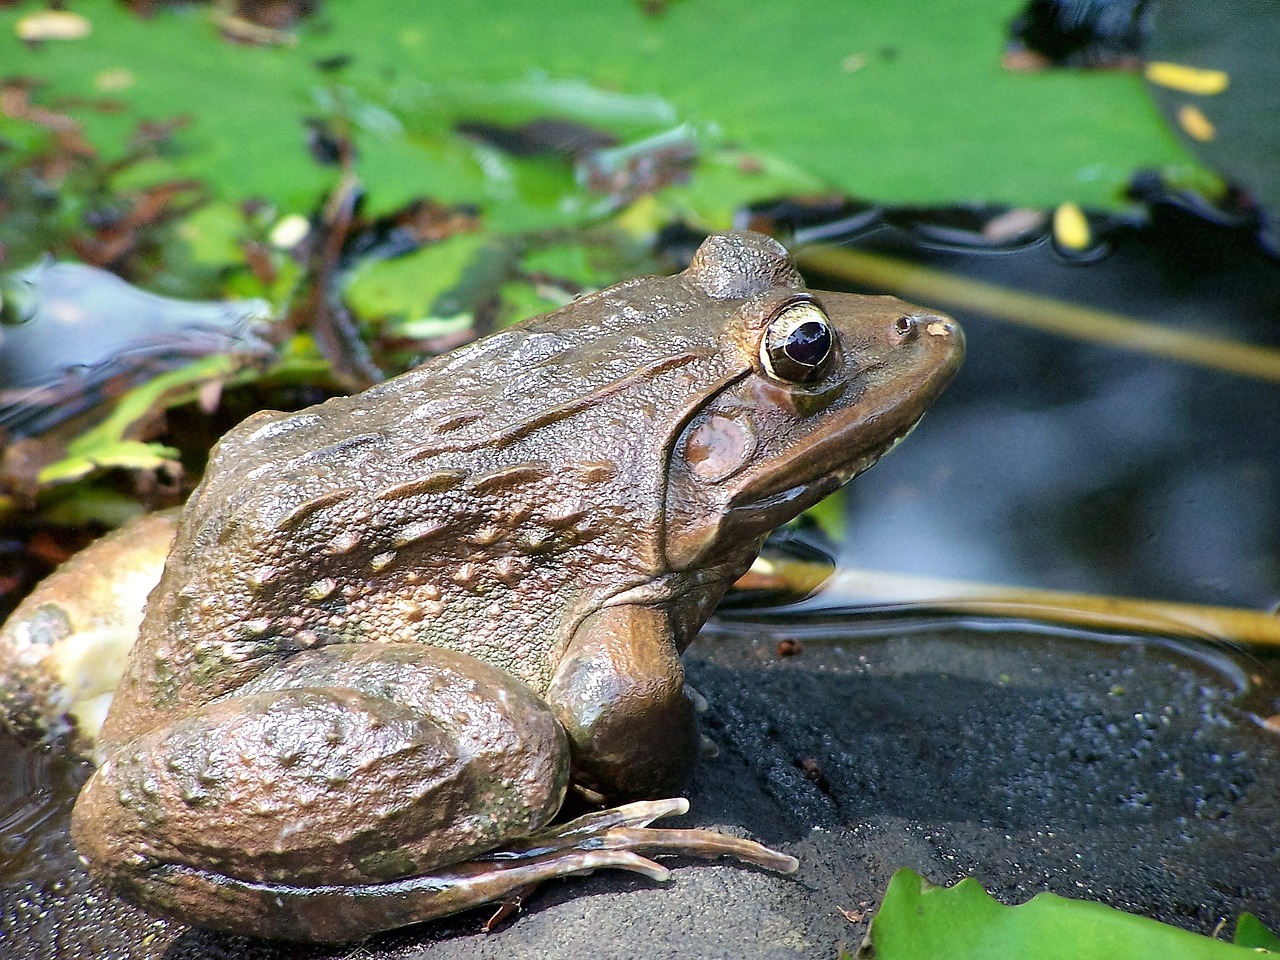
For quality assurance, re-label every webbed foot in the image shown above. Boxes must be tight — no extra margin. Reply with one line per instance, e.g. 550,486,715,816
497,797,798,877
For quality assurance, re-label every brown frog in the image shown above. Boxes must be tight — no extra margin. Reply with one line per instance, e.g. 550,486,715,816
64,231,963,941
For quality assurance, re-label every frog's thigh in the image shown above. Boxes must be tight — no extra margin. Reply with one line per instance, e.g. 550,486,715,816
546,604,698,800
72,644,569,896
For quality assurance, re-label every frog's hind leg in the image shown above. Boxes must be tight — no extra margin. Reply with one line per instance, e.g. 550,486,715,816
73,641,795,943
0,509,177,753
73,642,574,941
136,797,796,942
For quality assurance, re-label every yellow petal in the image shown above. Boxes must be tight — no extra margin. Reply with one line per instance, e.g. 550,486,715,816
1145,61,1229,95
1177,104,1216,142
15,10,91,41
1052,202,1091,252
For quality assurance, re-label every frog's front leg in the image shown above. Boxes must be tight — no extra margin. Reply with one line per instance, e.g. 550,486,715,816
546,604,699,800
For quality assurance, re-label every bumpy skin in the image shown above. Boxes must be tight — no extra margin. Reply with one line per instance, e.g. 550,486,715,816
70,231,964,941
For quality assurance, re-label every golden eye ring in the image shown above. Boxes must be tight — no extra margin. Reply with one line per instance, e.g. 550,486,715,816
760,299,834,384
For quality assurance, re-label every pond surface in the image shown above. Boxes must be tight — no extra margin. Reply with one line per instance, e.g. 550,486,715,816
1,221,1278,957
827,218,1280,613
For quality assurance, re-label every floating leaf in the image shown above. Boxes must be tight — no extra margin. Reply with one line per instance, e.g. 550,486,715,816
862,869,1278,960
37,438,179,485
35,353,242,487
345,231,490,331
0,0,1206,233
1237,914,1280,953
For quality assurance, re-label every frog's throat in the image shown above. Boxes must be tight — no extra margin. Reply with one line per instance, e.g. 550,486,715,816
661,378,939,575
727,414,919,529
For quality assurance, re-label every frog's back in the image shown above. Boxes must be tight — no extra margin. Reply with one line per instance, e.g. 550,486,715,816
102,274,736,744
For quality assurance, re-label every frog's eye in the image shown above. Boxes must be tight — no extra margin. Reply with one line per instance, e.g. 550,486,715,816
760,300,833,384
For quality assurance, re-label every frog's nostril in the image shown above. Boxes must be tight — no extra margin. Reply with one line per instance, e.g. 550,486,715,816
891,315,918,343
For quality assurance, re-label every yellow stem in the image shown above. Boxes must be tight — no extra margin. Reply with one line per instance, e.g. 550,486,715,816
810,563,1280,648
797,246,1280,383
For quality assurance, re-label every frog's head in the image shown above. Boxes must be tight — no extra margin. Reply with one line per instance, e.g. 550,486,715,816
662,231,963,570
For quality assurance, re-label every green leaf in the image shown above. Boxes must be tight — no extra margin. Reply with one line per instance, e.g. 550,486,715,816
38,354,242,487
865,869,1277,960
63,355,239,458
802,487,847,543
345,231,488,330
1238,914,1280,952
0,0,1206,233
176,202,254,267
37,440,179,485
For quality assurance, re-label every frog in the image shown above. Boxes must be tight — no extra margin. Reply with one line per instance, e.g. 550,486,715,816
62,230,963,942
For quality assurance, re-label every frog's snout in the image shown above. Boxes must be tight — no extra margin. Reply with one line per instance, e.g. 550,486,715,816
888,312,962,345
923,314,963,343
894,313,966,377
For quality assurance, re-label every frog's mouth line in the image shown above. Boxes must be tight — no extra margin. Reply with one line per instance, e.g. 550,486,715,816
727,414,921,523
722,319,962,518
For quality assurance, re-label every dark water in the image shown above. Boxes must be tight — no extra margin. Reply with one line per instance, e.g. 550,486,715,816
827,223,1280,613
0,735,84,883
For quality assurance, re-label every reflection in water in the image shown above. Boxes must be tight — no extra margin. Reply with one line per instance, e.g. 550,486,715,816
815,228,1280,618
737,604,1261,695
821,567,1280,651
0,733,86,882
736,550,1280,650
715,599,1272,711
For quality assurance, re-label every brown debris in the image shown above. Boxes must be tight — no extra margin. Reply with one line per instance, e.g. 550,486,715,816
122,0,319,32
795,757,831,794
70,178,207,271
382,198,483,248
0,78,94,159
0,80,207,281
281,159,482,386
455,118,618,160
578,130,697,203
0,438,62,508
240,239,279,287
283,173,384,391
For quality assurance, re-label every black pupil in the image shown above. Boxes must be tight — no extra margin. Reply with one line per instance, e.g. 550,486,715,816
784,320,830,366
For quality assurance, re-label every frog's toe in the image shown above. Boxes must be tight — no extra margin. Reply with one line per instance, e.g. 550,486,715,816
507,797,799,875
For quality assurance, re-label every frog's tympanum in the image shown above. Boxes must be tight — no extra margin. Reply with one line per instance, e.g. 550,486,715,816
64,231,963,941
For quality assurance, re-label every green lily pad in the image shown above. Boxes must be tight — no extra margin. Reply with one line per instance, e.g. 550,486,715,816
38,438,179,485
1143,1,1280,235
1238,914,1280,953
345,231,490,331
0,0,1205,237
862,869,1278,960
37,353,239,486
